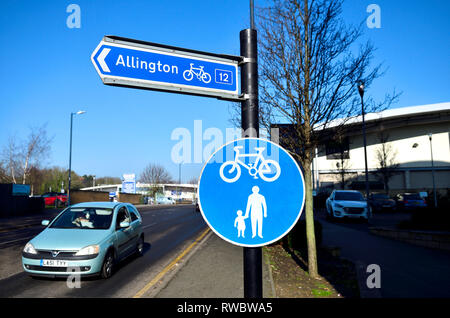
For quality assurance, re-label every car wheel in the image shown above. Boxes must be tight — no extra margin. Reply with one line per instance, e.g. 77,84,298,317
100,250,115,279
136,236,144,257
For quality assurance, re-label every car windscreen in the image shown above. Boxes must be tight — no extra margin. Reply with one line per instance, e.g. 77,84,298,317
50,207,113,229
335,192,364,201
372,194,389,199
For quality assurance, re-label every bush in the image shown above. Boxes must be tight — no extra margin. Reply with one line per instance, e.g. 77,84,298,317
288,219,323,251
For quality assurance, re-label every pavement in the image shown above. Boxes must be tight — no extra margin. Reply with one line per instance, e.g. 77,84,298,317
151,229,276,298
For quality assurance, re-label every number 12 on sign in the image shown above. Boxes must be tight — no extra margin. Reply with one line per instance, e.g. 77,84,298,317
215,69,233,85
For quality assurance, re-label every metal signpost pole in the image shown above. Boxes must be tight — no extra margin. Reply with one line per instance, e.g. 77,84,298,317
358,84,370,200
68,112,74,206
240,25,262,297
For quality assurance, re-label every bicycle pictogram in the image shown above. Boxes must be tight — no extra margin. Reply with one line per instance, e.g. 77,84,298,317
219,146,281,183
183,63,212,84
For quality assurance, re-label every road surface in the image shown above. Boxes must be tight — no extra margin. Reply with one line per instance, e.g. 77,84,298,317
0,205,206,298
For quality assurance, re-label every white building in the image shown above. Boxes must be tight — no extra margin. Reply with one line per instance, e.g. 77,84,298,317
312,102,450,195
81,183,198,201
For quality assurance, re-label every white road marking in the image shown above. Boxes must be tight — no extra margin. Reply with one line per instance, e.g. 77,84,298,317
0,236,34,246
143,223,157,230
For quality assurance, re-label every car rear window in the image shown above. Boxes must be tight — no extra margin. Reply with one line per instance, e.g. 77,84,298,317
404,194,421,200
373,194,389,199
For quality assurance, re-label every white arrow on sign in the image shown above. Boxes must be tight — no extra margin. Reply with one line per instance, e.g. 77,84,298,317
97,48,111,73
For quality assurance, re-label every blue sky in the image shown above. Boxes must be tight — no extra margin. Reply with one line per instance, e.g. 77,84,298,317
0,0,449,183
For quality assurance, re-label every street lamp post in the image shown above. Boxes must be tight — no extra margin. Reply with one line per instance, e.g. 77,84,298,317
428,133,438,207
68,110,86,206
358,83,370,201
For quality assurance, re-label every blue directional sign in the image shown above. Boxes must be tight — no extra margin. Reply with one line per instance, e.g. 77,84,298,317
198,138,305,247
91,36,240,100
122,173,136,194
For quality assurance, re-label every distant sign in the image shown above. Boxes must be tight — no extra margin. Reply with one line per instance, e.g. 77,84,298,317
122,173,136,194
12,184,31,196
122,173,136,182
91,36,241,101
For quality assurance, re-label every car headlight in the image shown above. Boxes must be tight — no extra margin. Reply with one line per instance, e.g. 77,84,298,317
23,242,37,254
335,203,344,209
75,245,100,256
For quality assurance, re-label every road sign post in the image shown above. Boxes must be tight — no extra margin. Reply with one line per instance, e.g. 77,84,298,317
90,10,291,299
240,27,261,298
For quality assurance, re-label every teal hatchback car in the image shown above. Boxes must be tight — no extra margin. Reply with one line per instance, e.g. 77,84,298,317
22,202,144,279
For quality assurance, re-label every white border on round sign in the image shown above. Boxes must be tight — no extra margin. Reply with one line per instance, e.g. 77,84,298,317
198,137,306,247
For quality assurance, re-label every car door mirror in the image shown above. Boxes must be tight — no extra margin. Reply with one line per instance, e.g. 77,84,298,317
120,221,130,228
41,220,50,226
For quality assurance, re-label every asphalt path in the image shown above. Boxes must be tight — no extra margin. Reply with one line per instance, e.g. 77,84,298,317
316,210,450,297
0,205,207,298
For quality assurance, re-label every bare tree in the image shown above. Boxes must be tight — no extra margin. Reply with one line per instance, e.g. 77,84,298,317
139,163,173,184
2,135,20,183
20,125,52,184
0,160,11,183
1,124,52,185
139,163,173,201
336,156,351,190
187,176,199,185
374,132,399,194
337,137,351,190
95,176,122,185
227,0,399,278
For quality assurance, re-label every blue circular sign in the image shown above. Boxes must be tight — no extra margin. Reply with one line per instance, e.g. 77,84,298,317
198,138,305,247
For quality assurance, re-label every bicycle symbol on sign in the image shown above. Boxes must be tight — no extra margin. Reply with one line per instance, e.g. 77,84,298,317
183,63,212,84
219,146,281,183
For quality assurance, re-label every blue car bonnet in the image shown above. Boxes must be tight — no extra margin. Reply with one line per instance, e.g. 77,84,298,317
30,228,110,251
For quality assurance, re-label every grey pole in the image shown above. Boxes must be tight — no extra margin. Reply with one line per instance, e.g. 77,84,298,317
68,112,74,206
68,110,85,206
358,84,370,201
250,0,255,29
428,133,437,207
240,26,261,298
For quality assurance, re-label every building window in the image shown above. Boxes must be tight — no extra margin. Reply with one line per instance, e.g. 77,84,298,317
325,137,350,160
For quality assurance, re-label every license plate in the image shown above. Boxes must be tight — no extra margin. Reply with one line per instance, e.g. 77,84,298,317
40,259,68,267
